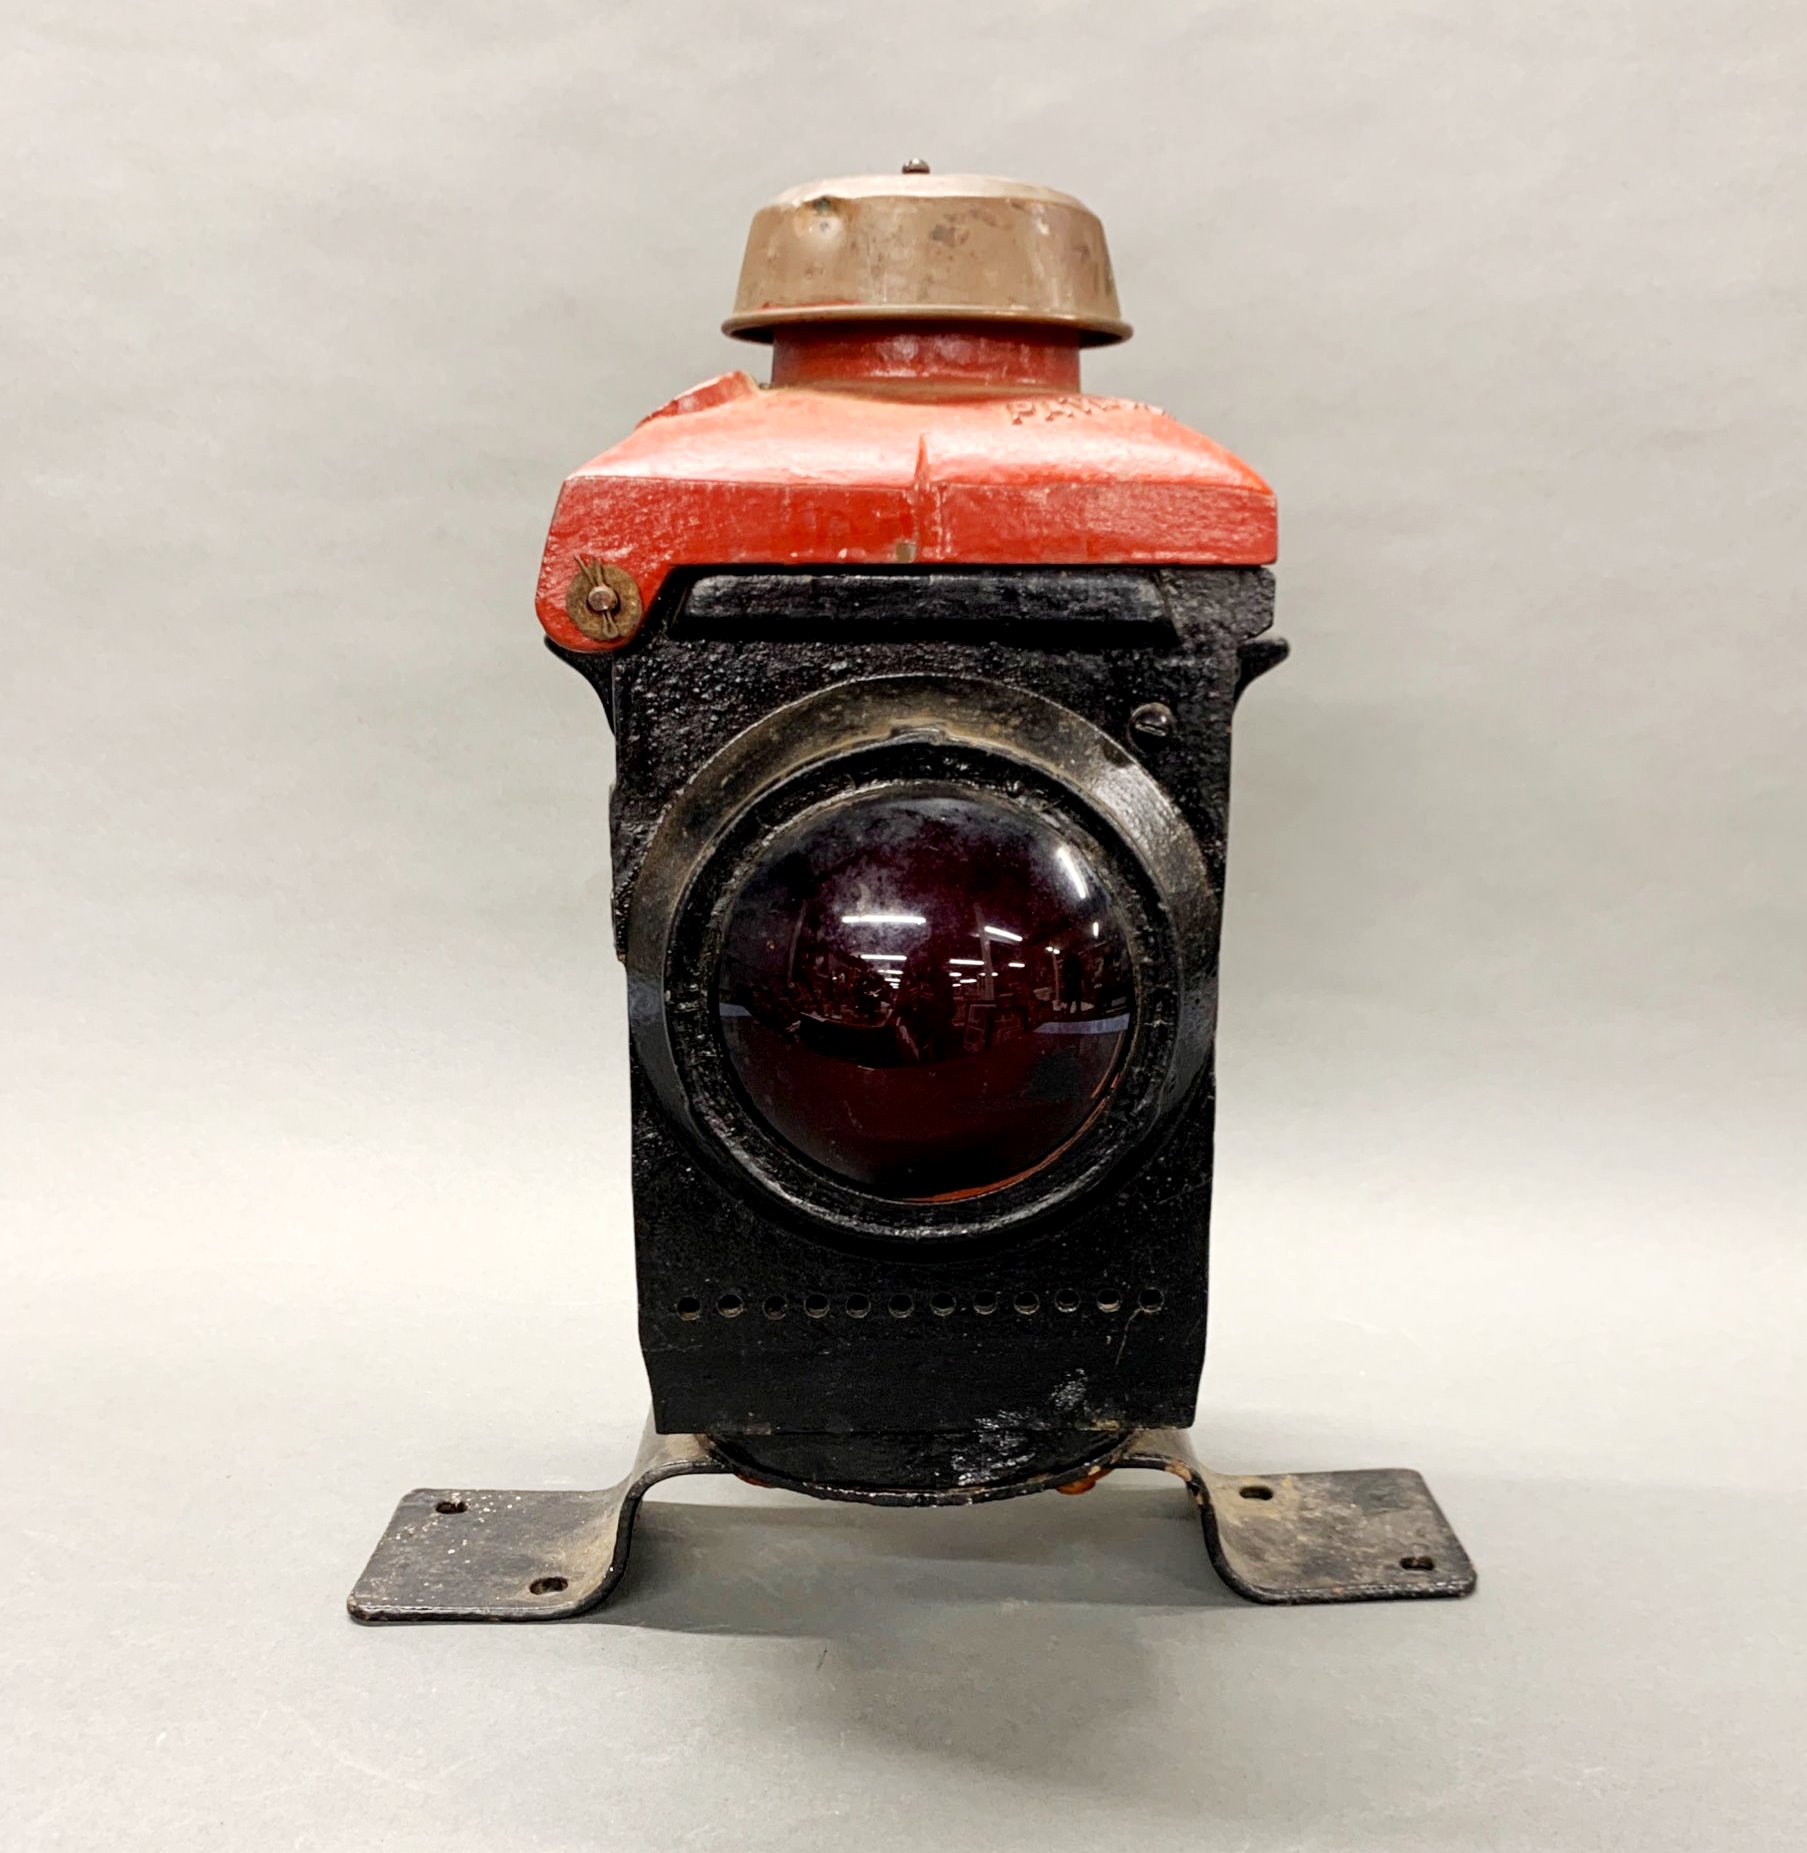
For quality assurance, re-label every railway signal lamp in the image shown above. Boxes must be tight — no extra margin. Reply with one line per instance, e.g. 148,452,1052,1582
351,169,1474,1623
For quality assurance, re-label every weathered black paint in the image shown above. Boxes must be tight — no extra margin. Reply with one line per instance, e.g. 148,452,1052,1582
552,566,1284,1482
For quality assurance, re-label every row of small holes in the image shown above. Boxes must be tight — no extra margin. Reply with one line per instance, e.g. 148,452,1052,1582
676,1287,1165,1321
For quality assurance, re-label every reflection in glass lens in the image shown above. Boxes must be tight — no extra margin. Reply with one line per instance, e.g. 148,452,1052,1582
714,790,1135,1200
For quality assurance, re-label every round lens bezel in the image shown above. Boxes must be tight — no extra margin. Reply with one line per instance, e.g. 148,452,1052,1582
624,676,1219,1251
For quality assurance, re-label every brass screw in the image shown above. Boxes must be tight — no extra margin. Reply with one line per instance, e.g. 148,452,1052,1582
1130,701,1174,741
566,561,642,645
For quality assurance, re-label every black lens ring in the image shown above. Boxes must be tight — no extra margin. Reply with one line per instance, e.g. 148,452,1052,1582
625,676,1218,1251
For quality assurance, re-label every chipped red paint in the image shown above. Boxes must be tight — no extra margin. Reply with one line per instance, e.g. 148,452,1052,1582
535,338,1276,653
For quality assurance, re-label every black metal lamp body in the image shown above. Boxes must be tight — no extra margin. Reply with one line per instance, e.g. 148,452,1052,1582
569,567,1278,1496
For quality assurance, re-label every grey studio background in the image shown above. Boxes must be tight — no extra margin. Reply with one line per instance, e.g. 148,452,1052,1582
4,3,1803,1850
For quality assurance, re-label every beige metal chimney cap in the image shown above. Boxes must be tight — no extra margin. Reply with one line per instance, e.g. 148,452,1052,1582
723,169,1131,345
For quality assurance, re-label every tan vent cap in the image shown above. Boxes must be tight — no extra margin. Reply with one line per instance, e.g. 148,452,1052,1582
724,169,1130,345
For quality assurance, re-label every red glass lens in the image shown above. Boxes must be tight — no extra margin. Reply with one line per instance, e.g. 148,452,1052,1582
714,789,1135,1199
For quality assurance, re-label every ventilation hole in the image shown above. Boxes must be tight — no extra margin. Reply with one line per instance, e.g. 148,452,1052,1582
1054,1289,1081,1313
846,1293,871,1319
717,1292,744,1319
929,1290,957,1316
1096,1289,1123,1313
972,1291,1000,1315
1013,1291,1040,1316
1400,1555,1436,1572
888,1293,913,1319
434,1499,467,1516
1239,1483,1274,1501
803,1291,830,1318
763,1294,787,1320
528,1576,568,1595
675,1296,702,1321
1138,1287,1165,1313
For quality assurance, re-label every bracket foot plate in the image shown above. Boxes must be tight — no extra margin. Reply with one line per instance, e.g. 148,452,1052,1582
348,1424,723,1623
349,1421,1473,1622
1116,1428,1476,1603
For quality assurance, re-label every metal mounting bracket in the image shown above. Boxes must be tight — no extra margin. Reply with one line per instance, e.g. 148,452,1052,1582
347,1417,1474,1623
1113,1427,1476,1604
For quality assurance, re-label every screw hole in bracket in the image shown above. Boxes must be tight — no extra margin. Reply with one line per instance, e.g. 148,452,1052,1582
528,1576,569,1596
1238,1483,1274,1501
434,1499,468,1516
1400,1555,1436,1572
